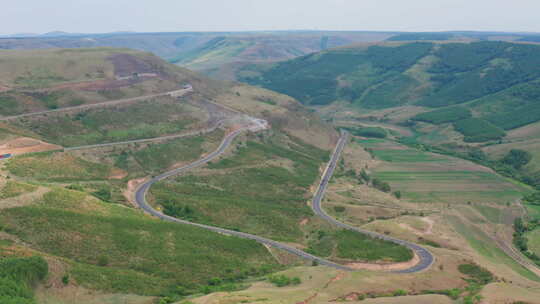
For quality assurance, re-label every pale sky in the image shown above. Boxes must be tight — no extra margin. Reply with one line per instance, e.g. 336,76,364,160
2,0,540,35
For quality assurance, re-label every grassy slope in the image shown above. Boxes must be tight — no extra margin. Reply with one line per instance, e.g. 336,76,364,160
0,188,279,296
241,41,540,145
151,134,326,242
0,48,216,117
0,46,350,299
11,97,203,147
150,132,412,263
6,151,115,182
170,33,393,80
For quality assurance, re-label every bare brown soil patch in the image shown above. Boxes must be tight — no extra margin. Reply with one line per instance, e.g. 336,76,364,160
124,178,147,207
43,256,68,289
36,285,156,304
0,137,61,155
49,78,136,91
296,293,319,304
263,244,304,266
108,53,161,77
480,282,540,304
359,294,453,304
345,252,421,272
507,121,540,140
109,168,128,180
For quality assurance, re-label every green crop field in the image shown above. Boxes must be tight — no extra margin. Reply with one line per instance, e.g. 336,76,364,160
0,188,280,297
473,204,502,223
359,140,526,204
373,171,523,204
370,149,446,163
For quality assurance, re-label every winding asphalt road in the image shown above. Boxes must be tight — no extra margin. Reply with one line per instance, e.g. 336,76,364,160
311,130,434,273
134,127,352,271
134,126,434,273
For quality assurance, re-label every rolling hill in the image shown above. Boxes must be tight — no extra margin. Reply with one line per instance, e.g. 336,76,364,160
2,43,540,304
240,41,540,185
0,47,343,303
0,47,431,303
0,31,393,81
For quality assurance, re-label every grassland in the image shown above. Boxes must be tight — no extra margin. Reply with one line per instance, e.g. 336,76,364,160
110,130,221,177
525,204,540,221
329,230,412,262
412,106,471,124
0,187,280,297
149,132,415,264
526,229,540,257
151,134,328,242
11,97,202,147
448,214,540,282
0,47,209,117
0,181,38,199
6,152,115,182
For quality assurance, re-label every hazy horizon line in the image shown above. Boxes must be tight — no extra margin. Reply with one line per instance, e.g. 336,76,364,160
2,28,540,38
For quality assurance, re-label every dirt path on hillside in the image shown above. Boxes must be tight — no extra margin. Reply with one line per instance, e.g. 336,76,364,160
124,178,147,207
345,252,421,272
0,137,62,155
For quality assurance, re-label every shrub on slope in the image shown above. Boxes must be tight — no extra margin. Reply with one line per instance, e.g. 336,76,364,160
412,106,471,124
453,118,506,143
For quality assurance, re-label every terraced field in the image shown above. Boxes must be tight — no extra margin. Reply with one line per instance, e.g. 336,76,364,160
359,139,528,204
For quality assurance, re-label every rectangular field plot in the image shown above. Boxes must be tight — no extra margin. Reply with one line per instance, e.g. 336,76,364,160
358,139,528,204
373,169,524,204
371,148,448,163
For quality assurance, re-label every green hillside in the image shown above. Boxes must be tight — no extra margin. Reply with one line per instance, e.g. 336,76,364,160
0,188,280,297
169,33,394,80
242,41,540,112
237,40,540,192
0,47,415,303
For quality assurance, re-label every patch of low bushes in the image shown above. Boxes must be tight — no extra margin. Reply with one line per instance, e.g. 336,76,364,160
0,256,48,304
267,274,301,287
412,106,471,124
453,118,506,142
